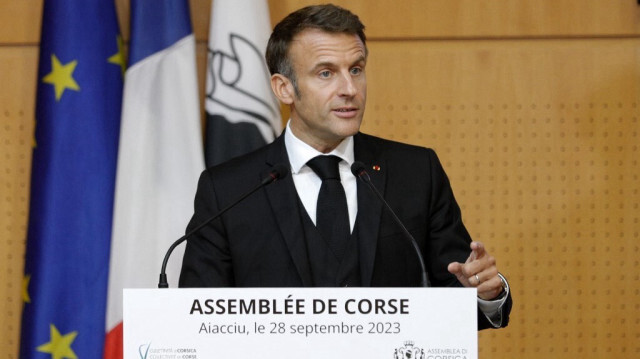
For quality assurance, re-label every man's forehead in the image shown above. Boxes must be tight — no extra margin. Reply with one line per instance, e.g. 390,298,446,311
290,28,366,55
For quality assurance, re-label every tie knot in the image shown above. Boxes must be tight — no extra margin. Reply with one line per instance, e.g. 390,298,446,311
307,155,342,180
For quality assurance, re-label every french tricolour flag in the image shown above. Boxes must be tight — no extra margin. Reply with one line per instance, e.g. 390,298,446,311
104,1,204,357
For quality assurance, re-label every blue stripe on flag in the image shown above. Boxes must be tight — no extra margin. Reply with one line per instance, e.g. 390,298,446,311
129,0,193,65
20,1,123,358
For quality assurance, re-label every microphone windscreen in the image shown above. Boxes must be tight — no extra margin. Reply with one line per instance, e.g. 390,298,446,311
270,163,290,180
350,161,367,177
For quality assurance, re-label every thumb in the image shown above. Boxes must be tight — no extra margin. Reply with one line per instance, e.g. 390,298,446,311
448,261,471,288
448,262,463,276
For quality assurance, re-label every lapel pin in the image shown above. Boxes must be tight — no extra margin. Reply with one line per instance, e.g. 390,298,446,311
372,165,381,171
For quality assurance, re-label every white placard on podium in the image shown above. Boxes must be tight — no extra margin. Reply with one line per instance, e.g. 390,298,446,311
124,288,477,359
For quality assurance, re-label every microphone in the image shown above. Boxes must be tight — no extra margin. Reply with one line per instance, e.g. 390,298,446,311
158,163,290,288
351,161,430,287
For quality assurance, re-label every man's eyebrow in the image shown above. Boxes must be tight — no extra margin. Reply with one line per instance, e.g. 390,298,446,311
352,55,366,65
311,56,366,72
311,61,336,71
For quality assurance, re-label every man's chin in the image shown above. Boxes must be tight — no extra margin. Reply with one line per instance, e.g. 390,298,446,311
333,114,362,130
334,123,361,139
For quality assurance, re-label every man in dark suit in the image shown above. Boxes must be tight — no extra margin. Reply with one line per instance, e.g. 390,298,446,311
180,4,511,330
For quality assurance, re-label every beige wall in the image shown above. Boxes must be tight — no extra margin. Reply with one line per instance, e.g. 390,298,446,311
1,1,639,357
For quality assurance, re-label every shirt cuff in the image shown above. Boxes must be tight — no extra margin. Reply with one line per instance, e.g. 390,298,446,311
477,273,509,328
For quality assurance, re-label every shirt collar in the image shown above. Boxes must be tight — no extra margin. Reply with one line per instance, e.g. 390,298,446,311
284,120,355,174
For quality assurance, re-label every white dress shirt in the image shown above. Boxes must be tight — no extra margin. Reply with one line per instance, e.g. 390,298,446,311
284,121,358,232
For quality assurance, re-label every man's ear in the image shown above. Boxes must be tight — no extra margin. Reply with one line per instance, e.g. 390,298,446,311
271,74,295,105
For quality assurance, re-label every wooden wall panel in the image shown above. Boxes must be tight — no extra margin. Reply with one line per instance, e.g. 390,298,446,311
362,38,640,357
0,47,38,359
0,1,43,43
270,0,640,38
111,0,640,42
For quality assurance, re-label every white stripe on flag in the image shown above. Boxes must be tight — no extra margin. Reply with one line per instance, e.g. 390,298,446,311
106,34,204,331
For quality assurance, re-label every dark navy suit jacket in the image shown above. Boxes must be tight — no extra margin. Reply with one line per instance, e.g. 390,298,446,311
179,131,512,329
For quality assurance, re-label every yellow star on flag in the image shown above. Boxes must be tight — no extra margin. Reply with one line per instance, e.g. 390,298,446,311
108,35,126,76
36,324,78,359
42,54,80,101
23,274,31,303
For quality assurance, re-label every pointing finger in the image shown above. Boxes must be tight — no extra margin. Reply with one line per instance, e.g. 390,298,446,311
470,241,486,260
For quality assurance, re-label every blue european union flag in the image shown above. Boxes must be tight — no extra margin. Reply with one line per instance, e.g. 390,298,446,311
20,1,124,358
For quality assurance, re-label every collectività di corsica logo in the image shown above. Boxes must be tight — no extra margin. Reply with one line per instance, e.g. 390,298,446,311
138,343,197,359
139,343,151,359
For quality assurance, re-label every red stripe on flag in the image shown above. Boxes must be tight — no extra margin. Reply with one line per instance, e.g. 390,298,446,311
104,322,123,359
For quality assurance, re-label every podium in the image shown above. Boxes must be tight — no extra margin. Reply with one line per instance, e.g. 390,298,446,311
124,287,477,358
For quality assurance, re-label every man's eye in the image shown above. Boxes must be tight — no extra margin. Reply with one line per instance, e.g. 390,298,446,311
350,67,362,75
319,70,331,78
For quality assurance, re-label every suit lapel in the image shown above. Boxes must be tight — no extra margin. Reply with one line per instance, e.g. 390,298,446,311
353,133,386,286
263,133,313,286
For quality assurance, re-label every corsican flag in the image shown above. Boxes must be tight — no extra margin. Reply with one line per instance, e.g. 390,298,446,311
204,0,282,166
104,0,204,357
20,1,124,358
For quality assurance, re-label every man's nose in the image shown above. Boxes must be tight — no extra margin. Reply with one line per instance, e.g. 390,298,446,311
338,72,357,97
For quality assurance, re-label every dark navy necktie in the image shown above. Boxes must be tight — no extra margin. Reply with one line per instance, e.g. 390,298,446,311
307,155,350,260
